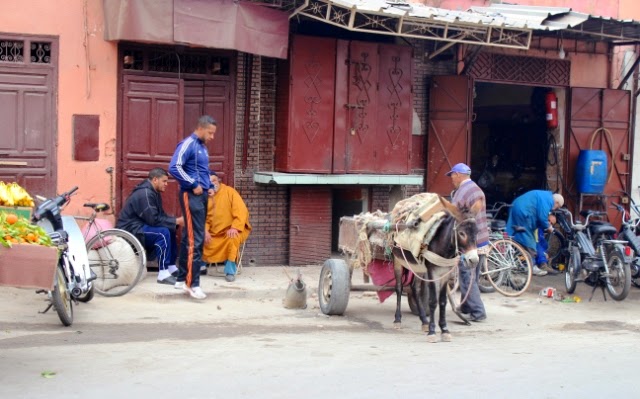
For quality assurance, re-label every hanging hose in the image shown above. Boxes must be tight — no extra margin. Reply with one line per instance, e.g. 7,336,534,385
588,127,615,184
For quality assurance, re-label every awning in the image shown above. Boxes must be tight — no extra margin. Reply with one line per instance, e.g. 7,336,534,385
103,0,290,59
253,172,423,185
273,0,640,50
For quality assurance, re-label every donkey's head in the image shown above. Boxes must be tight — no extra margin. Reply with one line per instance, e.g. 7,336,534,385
439,196,480,266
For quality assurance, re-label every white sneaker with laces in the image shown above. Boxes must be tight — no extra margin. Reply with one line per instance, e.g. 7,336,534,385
532,266,548,276
174,281,185,290
186,286,207,300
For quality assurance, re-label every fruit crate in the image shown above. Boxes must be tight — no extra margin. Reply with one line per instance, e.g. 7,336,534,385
0,243,58,290
0,206,33,220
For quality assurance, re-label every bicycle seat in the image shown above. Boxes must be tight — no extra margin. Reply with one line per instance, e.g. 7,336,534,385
84,202,111,212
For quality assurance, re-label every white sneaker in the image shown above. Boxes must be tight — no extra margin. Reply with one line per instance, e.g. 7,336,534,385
174,281,185,290
532,266,548,276
186,286,207,300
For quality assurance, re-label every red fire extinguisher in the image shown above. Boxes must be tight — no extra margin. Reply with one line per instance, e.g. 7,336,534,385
545,91,558,129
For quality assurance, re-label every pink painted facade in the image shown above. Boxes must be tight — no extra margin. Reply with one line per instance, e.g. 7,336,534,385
1,0,117,217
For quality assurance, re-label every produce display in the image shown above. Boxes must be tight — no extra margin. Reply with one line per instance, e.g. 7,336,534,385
0,181,35,207
0,212,52,248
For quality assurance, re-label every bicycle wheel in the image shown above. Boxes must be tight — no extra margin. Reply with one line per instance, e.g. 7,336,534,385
86,228,146,297
486,239,532,297
545,230,566,266
51,262,73,326
478,255,497,293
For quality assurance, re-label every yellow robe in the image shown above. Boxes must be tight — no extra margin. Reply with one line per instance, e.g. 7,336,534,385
203,183,252,264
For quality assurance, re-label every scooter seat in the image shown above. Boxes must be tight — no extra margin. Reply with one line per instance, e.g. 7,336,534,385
589,223,617,236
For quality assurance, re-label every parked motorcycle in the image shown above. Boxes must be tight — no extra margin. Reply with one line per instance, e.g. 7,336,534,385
602,202,640,288
33,187,94,326
553,207,632,301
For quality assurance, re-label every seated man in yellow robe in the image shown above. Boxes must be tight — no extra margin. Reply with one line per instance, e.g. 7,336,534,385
203,171,251,282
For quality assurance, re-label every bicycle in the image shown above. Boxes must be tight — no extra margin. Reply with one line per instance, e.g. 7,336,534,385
75,202,147,297
481,202,533,297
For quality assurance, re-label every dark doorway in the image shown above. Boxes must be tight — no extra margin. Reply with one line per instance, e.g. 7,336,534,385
331,188,366,252
471,82,549,205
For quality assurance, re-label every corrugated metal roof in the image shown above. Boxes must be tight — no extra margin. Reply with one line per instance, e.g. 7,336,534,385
281,0,640,47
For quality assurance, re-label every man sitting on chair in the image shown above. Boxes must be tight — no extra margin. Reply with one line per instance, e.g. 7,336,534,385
203,171,251,282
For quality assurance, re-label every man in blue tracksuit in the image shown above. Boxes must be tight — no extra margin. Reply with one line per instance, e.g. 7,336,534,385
169,115,216,300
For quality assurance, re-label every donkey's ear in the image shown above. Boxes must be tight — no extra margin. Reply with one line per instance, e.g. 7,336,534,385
439,196,463,221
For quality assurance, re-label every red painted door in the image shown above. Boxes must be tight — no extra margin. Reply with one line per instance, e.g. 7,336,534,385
345,41,379,173
376,43,413,174
276,35,336,173
289,187,332,266
567,88,631,223
120,75,184,216
426,75,472,196
0,64,56,197
184,80,233,184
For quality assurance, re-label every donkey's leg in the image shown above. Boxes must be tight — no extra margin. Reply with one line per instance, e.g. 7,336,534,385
413,274,429,331
426,276,438,343
438,282,452,342
393,265,404,329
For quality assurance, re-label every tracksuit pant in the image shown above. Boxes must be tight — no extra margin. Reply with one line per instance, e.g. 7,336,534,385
177,190,208,288
141,225,177,271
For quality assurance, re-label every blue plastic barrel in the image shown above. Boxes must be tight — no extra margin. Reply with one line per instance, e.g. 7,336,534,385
576,150,607,194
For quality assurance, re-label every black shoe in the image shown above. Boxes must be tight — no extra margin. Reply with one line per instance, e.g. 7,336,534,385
469,314,487,322
171,270,179,278
225,274,235,282
157,275,178,285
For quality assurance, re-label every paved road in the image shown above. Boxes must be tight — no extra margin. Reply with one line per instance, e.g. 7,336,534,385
0,265,638,398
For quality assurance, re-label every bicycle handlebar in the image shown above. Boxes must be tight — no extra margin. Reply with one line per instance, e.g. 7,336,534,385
555,207,598,231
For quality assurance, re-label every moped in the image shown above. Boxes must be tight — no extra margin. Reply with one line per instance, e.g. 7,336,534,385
33,187,94,326
554,208,632,301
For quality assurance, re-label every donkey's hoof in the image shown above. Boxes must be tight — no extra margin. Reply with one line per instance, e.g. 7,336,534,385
393,321,402,330
426,334,438,343
441,332,452,342
421,324,429,333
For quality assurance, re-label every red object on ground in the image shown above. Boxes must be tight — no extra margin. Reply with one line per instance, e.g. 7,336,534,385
367,259,413,303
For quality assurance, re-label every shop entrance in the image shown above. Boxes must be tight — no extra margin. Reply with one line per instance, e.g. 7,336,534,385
470,82,551,205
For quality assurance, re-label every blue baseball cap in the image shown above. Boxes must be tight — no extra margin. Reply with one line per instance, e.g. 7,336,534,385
445,163,471,176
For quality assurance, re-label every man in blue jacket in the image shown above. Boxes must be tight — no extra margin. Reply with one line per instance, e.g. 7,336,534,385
116,168,184,285
169,115,216,300
507,190,564,276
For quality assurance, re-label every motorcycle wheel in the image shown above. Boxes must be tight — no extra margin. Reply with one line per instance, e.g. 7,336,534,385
565,247,579,294
51,263,74,326
605,247,631,301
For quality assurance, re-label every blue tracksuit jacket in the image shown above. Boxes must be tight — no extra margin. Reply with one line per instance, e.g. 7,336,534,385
169,133,211,191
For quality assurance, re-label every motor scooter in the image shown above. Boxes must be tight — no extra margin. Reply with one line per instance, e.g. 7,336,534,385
33,187,94,326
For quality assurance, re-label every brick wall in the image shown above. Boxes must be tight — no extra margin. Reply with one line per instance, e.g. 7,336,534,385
234,54,289,266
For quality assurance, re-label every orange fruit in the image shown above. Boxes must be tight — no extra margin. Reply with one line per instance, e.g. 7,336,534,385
5,214,18,225
26,233,36,242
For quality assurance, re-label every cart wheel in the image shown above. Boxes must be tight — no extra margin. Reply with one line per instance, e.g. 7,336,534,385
318,259,351,315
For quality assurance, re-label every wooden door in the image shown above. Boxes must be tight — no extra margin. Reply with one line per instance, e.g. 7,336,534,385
345,41,379,173
120,75,184,216
567,87,631,223
289,187,332,266
184,80,233,184
426,75,472,196
0,64,56,197
276,35,336,173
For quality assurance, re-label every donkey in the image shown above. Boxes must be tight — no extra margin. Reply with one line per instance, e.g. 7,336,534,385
392,197,480,343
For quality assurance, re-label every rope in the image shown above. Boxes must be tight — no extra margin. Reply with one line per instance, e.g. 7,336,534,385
589,127,615,184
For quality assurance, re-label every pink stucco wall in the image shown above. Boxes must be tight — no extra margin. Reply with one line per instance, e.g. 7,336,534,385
0,0,118,216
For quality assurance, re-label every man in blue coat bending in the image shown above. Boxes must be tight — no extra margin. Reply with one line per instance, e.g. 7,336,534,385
506,190,564,276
